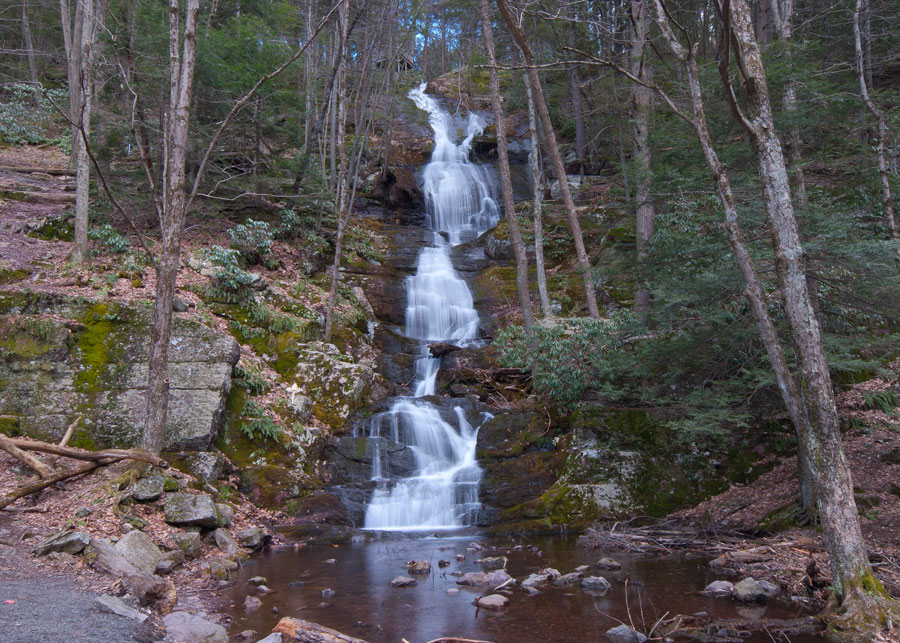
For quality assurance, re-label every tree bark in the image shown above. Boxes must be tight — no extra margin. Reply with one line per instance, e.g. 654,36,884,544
496,0,600,319
481,0,534,334
21,1,39,89
853,0,899,269
525,72,551,317
722,0,893,622
142,0,201,455
565,5,587,161
72,0,95,265
630,0,654,322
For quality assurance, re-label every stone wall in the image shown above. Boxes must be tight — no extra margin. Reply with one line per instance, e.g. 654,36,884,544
0,291,240,449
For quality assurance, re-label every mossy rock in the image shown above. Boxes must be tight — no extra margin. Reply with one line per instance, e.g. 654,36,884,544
27,213,74,241
0,267,32,285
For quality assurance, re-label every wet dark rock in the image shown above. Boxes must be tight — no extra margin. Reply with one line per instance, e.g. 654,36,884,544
702,580,734,597
485,236,512,260
595,557,621,570
249,576,268,586
428,342,461,358
605,624,648,643
244,595,262,612
131,476,164,502
390,575,417,587
406,560,431,575
554,571,584,586
32,529,90,556
438,559,451,568
581,576,611,592
164,493,218,528
456,569,513,587
321,588,335,597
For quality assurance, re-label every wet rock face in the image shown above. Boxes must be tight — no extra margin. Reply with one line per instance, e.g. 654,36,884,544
0,292,239,450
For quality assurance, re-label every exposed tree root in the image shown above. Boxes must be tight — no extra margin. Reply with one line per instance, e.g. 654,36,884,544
823,581,900,642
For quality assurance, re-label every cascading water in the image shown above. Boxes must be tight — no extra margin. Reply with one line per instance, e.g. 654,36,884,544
361,84,499,531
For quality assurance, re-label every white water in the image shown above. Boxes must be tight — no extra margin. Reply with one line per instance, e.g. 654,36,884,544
362,85,499,531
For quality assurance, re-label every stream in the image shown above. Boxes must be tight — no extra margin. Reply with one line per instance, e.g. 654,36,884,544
221,87,822,642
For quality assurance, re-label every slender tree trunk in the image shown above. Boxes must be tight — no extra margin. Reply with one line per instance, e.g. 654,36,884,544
481,0,534,334
143,0,201,455
566,5,587,161
854,0,899,268
630,0,654,322
723,0,892,622
526,74,551,317
496,0,600,319
72,0,96,265
22,1,39,89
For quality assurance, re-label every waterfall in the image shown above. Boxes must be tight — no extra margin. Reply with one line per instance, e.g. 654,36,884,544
362,84,498,531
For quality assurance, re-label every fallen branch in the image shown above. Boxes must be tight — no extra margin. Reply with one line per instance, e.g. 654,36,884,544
6,438,166,467
48,415,81,467
0,165,75,176
0,458,116,510
0,434,53,478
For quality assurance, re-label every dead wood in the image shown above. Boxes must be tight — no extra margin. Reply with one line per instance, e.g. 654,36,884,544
5,437,166,467
0,434,53,478
0,165,76,176
0,458,114,510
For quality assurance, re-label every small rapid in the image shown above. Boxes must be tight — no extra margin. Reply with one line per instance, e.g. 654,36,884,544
361,84,499,531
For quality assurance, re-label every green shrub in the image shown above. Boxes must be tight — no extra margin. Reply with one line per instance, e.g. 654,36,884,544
204,246,256,303
228,219,274,266
88,224,130,254
239,399,281,442
0,84,67,145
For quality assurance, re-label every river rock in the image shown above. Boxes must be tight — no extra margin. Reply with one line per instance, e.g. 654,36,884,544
521,572,551,588
162,611,228,643
212,528,242,555
475,594,509,610
390,576,417,587
237,527,266,550
446,588,459,596
172,531,203,559
595,557,621,570
165,493,218,528
156,550,185,575
733,577,779,602
456,569,513,587
215,503,234,527
256,635,282,643
582,576,612,591
321,588,335,597
250,576,268,586
475,555,507,570
244,595,262,612
113,530,163,575
32,529,90,556
702,580,734,597
272,617,368,642
132,476,164,502
605,624,648,643
407,560,432,575
92,594,148,622
554,571,584,586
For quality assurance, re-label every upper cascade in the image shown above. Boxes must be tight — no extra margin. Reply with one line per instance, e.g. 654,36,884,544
408,83,499,244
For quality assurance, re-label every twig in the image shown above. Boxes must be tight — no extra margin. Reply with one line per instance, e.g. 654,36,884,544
0,458,116,510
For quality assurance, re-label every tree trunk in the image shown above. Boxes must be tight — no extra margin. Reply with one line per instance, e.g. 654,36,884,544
72,0,96,265
526,73,551,317
496,0,600,319
142,0,201,456
21,1,39,89
481,0,534,334
853,0,899,269
723,0,894,624
630,0,654,323
566,5,587,161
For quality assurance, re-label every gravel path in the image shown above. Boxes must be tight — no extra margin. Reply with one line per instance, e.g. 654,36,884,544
0,577,149,643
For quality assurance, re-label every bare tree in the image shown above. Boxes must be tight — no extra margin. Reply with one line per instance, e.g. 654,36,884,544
22,0,39,88
480,0,534,333
526,74,552,316
496,0,600,319
630,0,654,322
854,0,899,270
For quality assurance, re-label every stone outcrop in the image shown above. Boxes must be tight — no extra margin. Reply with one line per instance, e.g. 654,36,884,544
0,292,239,449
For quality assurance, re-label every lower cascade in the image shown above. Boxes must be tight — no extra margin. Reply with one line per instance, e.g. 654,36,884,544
361,84,498,530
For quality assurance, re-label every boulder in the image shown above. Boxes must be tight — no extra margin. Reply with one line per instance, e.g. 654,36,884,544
131,476,164,502
475,594,509,610
183,452,225,484
113,530,163,575
212,528,242,555
733,577,779,602
171,531,203,559
156,550,185,575
554,572,584,586
92,594,148,622
390,576,417,587
475,556,507,570
582,576,612,592
521,572,551,589
237,527,267,550
272,617,368,642
84,537,150,579
702,580,734,597
31,530,90,556
406,560,431,575
605,624,648,643
162,612,227,643
244,595,262,612
164,493,218,528
256,635,282,643
456,569,513,587
121,574,177,612
215,503,234,527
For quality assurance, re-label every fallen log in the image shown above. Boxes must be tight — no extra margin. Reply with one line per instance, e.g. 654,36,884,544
0,434,53,478
0,458,114,510
0,165,75,176
5,437,165,467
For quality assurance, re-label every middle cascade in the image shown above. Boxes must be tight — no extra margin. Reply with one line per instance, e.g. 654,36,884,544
362,84,499,530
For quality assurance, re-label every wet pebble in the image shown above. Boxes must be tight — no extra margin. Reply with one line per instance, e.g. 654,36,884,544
321,588,335,597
